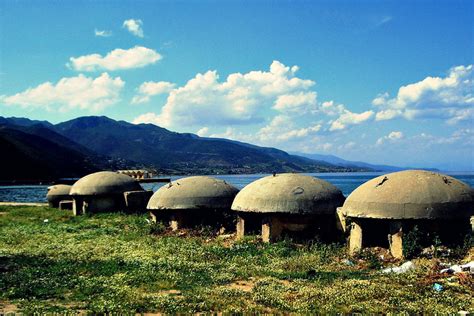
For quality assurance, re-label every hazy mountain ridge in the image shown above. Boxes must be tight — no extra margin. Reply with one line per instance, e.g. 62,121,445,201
0,126,98,181
0,115,370,180
291,152,439,172
54,116,365,174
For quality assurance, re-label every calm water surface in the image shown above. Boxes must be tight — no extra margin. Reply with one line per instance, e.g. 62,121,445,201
1,172,473,203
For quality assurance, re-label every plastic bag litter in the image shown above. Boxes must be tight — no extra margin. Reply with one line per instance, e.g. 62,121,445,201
382,261,415,274
440,261,474,274
342,259,355,266
433,283,443,292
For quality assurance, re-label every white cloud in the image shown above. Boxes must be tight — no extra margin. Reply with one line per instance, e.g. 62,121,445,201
134,60,316,127
1,73,124,112
319,100,345,116
329,109,374,131
196,127,209,137
68,46,161,72
376,16,392,27
94,29,112,37
373,65,474,123
256,115,321,142
412,129,474,146
273,91,317,113
131,81,176,104
338,141,356,151
376,131,404,145
123,19,144,37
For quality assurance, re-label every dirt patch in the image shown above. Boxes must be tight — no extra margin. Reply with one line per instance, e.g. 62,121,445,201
157,289,182,296
226,279,256,292
0,212,7,216
0,301,19,314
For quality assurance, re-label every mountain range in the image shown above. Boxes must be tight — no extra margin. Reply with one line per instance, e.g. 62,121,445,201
0,115,374,181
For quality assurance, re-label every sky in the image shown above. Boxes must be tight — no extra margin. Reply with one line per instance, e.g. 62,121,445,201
0,0,473,171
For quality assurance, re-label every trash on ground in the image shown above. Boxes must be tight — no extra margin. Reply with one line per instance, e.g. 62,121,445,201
421,246,452,258
43,219,49,223
440,261,474,275
342,259,355,266
382,261,415,274
433,283,443,292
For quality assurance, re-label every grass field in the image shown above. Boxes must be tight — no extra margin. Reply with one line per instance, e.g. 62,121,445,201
0,205,472,313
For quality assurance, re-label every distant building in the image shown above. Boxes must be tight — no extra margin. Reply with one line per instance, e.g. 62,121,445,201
117,169,152,180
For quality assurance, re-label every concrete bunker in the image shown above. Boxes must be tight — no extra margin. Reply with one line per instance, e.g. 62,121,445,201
46,184,72,209
147,176,239,231
231,173,345,242
70,171,153,215
338,170,474,259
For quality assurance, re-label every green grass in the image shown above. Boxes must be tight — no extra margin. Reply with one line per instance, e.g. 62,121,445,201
0,206,472,313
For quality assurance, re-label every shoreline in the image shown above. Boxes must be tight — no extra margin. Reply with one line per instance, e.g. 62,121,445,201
0,202,48,207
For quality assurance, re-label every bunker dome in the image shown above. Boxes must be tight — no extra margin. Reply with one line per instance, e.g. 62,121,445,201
70,171,152,215
46,184,72,208
338,170,474,259
147,176,239,231
232,173,345,242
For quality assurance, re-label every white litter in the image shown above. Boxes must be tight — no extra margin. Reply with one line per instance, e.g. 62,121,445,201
43,219,49,223
382,261,415,274
440,261,474,274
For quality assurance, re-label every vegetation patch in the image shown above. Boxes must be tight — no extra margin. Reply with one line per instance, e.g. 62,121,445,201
0,206,472,313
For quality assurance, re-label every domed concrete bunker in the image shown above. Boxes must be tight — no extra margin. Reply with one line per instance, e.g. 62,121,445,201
231,173,345,242
46,184,72,209
338,170,474,259
70,171,153,215
147,176,239,231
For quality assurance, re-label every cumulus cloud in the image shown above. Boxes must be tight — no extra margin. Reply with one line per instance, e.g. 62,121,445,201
373,65,474,124
134,60,316,127
313,100,374,131
329,109,374,131
256,115,322,143
94,29,112,37
131,81,176,104
196,127,209,137
1,73,124,112
273,91,317,113
376,131,404,145
68,46,161,72
123,19,144,37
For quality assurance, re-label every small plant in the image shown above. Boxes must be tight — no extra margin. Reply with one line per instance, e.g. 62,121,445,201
149,221,166,235
359,249,382,269
433,234,442,258
403,225,423,259
452,233,474,258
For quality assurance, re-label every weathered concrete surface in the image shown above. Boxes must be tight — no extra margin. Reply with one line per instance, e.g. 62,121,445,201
236,216,245,240
46,184,72,208
262,216,283,243
124,190,153,211
389,221,404,259
340,170,474,219
336,207,348,232
70,171,143,196
349,219,363,255
73,195,122,215
59,200,73,210
147,176,239,210
231,173,345,214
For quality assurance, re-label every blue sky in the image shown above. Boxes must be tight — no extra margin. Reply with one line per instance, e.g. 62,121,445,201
0,0,473,171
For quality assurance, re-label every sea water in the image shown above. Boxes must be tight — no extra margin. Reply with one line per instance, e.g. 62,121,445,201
1,172,473,203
